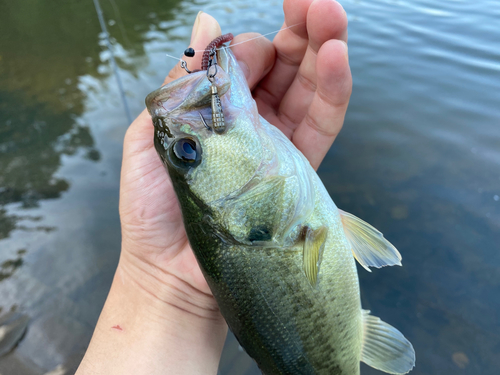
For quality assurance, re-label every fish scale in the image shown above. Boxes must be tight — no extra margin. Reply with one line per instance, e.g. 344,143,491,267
203,242,357,375
179,174,362,374
146,45,415,375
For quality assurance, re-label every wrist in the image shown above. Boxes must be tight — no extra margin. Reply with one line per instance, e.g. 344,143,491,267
119,245,221,320
77,249,227,375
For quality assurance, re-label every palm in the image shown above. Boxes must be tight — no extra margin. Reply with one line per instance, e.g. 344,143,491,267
119,0,351,299
120,120,211,293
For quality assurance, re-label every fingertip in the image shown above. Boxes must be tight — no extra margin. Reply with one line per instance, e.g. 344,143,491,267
283,0,314,38
163,12,222,85
316,39,352,106
307,0,348,50
319,39,349,68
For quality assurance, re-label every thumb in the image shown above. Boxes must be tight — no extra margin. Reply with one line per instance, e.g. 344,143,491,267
164,11,222,84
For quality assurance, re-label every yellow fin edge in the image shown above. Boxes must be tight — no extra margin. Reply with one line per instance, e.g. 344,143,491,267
339,209,402,271
303,226,328,286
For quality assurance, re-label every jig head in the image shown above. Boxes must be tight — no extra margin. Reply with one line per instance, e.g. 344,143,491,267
180,34,234,134
206,48,225,134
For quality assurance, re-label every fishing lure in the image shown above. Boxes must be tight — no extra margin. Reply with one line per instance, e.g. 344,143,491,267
167,26,301,134
180,34,234,134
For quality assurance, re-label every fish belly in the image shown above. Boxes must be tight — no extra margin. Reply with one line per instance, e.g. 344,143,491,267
196,235,362,375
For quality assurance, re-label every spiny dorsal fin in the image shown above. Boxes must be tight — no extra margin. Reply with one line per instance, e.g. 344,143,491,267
361,310,415,374
303,226,328,286
339,209,402,272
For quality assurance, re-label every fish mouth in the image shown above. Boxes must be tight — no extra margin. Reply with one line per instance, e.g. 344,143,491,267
145,69,231,120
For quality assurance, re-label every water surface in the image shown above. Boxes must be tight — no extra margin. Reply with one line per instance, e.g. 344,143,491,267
0,0,499,374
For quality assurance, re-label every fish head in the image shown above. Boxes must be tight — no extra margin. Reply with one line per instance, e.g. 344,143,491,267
145,48,264,205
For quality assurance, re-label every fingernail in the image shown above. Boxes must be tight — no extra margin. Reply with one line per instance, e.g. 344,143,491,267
340,3,347,18
340,40,348,61
190,11,203,44
237,60,250,80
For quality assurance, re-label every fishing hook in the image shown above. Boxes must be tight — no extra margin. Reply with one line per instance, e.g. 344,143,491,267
199,112,212,131
180,60,193,74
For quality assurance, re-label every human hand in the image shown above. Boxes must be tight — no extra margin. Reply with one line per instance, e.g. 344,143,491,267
78,2,350,374
233,0,352,170
119,0,351,311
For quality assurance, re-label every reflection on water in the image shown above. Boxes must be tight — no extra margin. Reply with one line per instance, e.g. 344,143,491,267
0,0,186,372
0,0,499,374
0,0,188,243
0,249,25,282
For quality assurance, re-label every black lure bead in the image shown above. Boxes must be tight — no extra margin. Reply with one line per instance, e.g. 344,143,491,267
184,47,195,57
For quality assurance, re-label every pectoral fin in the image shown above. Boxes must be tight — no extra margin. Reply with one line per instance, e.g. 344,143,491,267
339,209,402,272
303,226,328,286
361,310,415,374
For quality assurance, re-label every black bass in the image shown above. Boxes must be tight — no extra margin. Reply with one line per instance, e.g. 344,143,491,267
146,46,415,375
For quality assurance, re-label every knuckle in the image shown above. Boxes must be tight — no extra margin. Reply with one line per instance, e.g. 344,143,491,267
304,112,340,138
297,71,317,93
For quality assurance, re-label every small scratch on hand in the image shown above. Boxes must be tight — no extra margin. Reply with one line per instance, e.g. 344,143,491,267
112,325,123,331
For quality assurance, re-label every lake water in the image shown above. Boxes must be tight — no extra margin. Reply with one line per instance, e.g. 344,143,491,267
0,0,499,374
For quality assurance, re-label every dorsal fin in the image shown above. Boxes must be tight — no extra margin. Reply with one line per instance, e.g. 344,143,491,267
361,310,415,374
303,226,328,286
339,209,402,272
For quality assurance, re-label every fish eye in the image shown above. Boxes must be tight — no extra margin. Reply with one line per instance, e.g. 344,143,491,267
167,137,202,170
173,138,197,162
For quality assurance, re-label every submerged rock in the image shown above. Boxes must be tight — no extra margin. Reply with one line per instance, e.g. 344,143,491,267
0,311,30,357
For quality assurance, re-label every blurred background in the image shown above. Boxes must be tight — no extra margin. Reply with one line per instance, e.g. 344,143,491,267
0,0,499,374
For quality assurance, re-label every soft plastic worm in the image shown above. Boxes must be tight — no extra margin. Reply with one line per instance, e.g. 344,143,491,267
201,33,234,70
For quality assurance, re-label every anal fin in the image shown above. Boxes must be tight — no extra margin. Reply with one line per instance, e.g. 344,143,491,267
362,310,415,374
339,209,402,272
303,226,328,286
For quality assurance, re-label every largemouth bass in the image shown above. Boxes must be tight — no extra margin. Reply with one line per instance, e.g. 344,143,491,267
146,47,415,375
